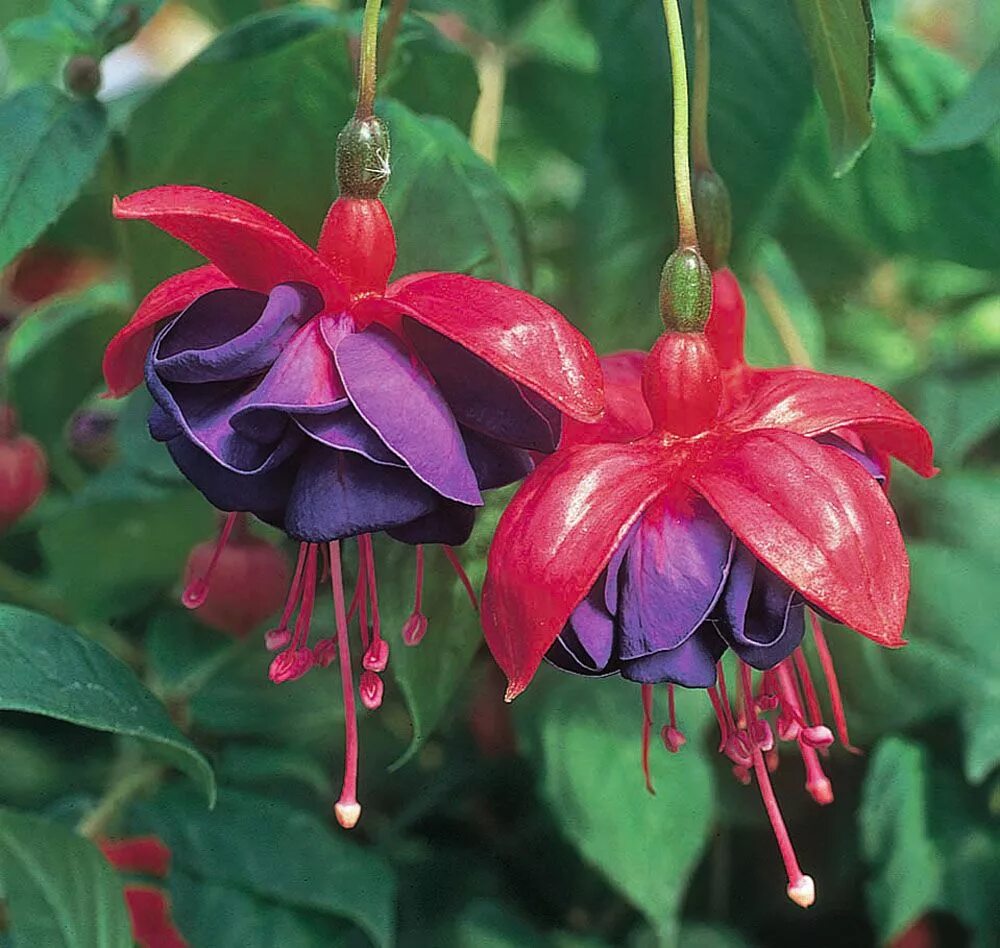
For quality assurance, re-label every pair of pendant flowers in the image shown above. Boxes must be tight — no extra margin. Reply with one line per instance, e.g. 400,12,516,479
102,0,935,909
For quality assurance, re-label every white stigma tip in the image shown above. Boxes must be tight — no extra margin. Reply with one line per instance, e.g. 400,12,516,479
787,875,816,908
334,801,361,830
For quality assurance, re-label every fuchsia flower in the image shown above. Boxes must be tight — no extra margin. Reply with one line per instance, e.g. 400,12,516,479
102,117,602,827
483,268,935,906
100,836,188,948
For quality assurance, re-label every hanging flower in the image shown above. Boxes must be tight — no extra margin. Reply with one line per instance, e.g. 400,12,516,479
100,836,188,948
0,405,48,533
481,269,935,906
102,114,602,828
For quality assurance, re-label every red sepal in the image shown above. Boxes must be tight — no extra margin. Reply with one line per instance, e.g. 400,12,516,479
561,350,650,447
124,886,189,948
482,438,671,699
318,197,396,298
99,836,171,877
387,272,603,422
102,265,233,397
113,187,347,309
732,369,937,477
690,429,909,646
642,332,721,436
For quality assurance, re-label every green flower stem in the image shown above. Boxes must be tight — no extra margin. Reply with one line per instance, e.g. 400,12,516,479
356,0,385,119
77,760,164,839
661,0,698,248
692,0,712,171
750,268,814,368
470,43,507,165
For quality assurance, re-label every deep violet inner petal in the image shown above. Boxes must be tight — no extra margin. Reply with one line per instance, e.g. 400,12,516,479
814,432,887,482
295,407,403,466
620,625,726,687
387,500,476,546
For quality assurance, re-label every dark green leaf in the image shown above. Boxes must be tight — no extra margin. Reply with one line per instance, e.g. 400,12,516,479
516,676,715,945
790,0,875,175
6,281,129,449
216,744,333,800
38,488,215,621
0,606,215,803
0,84,109,270
409,0,504,38
860,738,999,947
0,808,132,948
145,608,238,698
135,786,396,947
915,42,1000,152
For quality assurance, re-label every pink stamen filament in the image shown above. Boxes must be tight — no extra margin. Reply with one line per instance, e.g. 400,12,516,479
345,558,366,626
715,662,737,736
793,650,823,728
707,685,730,751
443,546,478,610
810,613,859,753
356,538,371,652
289,544,319,652
667,683,678,730
182,511,239,608
278,543,310,631
330,541,361,830
360,534,382,644
740,663,815,908
641,684,656,795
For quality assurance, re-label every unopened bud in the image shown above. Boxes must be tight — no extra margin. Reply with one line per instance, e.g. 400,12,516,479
64,55,101,98
336,115,390,199
692,168,732,270
658,246,712,332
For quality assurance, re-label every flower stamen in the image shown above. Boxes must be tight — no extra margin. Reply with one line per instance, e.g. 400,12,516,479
641,684,656,794
330,540,361,830
182,511,239,608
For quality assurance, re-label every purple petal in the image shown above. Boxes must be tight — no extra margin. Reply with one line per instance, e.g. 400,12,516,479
285,443,439,542
815,432,887,482
545,631,620,677
716,545,805,669
567,583,616,669
155,284,321,383
620,626,726,687
619,493,734,659
404,318,561,452
295,408,403,466
462,428,534,490
604,521,639,613
387,500,476,545
334,325,481,506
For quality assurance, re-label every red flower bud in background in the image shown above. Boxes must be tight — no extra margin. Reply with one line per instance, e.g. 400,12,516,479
181,513,290,638
0,406,48,533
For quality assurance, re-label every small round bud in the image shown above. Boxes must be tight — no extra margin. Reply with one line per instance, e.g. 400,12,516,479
658,247,713,332
692,168,732,270
63,55,102,98
0,407,48,533
67,408,117,470
336,115,390,199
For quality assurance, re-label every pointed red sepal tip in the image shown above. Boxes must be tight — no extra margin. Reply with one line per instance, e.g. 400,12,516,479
642,332,721,437
787,875,816,909
334,800,361,830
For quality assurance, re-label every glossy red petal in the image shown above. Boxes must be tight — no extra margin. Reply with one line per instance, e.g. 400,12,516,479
690,429,909,646
317,197,397,297
730,368,936,476
99,836,171,877
124,886,189,948
386,272,603,422
113,187,347,308
561,350,651,447
482,438,671,699
102,265,233,397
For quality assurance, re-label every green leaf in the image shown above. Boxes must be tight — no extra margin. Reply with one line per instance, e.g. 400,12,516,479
0,84,109,270
6,281,129,450
38,488,215,621
516,676,715,946
860,737,999,947
0,808,132,948
135,786,397,948
383,493,504,769
832,543,1000,783
790,0,875,175
216,744,333,800
0,606,215,803
679,924,758,948
915,42,1000,152
145,608,237,698
783,30,1000,271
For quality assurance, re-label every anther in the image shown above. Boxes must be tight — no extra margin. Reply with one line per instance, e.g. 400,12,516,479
360,670,384,710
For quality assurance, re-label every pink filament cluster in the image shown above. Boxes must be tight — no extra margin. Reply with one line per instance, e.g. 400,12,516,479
640,613,856,909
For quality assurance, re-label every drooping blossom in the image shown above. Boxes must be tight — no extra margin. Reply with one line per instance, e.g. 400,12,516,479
102,115,602,828
482,269,935,906
0,405,48,533
100,836,188,948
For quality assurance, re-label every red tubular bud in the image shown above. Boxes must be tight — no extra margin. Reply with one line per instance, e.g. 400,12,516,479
318,196,396,298
704,268,746,371
0,408,48,533
641,332,722,437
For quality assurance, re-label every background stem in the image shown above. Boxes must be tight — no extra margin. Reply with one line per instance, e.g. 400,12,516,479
692,0,712,170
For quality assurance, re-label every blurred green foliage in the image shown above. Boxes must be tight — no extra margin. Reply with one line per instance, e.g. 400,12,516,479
0,0,998,946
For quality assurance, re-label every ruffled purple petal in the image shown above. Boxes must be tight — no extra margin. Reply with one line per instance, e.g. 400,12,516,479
715,544,805,669
403,318,561,452
620,625,726,687
387,500,476,546
604,521,638,613
155,284,321,383
815,432,887,482
567,582,616,670
462,428,534,490
334,324,482,506
284,443,439,542
295,408,403,466
619,494,734,659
